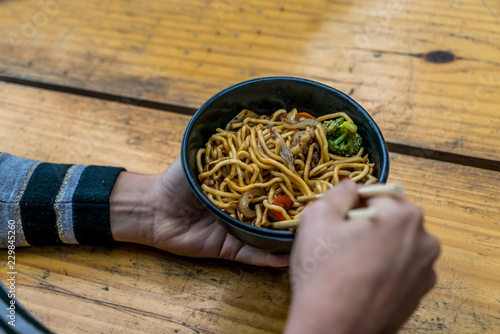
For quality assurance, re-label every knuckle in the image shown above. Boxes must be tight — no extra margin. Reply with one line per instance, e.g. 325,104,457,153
315,194,342,216
306,200,326,217
408,203,423,220
427,235,441,260
373,196,397,211
427,270,438,290
336,179,357,191
371,197,423,229
301,202,326,225
404,203,423,228
393,200,411,222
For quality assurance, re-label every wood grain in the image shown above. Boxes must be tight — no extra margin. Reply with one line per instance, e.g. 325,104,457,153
0,0,499,161
0,82,498,333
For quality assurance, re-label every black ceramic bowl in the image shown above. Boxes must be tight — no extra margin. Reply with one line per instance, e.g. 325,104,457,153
181,77,389,252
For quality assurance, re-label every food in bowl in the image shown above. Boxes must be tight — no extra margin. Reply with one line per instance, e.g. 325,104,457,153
196,107,377,231
181,76,389,252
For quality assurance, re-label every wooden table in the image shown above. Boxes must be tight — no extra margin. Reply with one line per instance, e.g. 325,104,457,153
0,0,499,333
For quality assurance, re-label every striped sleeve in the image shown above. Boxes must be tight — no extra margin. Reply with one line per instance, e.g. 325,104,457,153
0,153,125,247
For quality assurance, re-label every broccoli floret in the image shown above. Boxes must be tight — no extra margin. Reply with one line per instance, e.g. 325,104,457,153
323,117,362,157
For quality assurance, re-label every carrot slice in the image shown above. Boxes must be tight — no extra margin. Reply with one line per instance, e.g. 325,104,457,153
296,112,316,120
272,196,293,221
339,175,350,182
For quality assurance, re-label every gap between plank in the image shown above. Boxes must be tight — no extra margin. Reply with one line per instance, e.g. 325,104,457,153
386,143,499,172
1,75,498,172
0,75,196,116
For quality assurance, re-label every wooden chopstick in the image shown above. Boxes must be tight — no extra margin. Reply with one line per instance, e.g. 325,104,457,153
296,183,405,203
346,207,377,220
271,183,405,229
358,183,405,198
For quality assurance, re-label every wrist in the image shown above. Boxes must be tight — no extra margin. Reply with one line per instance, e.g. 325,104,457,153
285,279,379,334
109,171,159,245
285,291,345,334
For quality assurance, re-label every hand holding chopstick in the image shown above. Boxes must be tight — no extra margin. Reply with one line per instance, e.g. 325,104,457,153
348,183,405,220
271,183,405,229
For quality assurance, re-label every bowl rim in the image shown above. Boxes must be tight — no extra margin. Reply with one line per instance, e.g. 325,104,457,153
181,76,389,238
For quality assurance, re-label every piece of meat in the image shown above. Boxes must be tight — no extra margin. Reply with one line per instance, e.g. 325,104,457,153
290,126,315,156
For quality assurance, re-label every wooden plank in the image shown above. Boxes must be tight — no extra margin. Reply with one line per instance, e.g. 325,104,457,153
0,80,188,173
0,0,499,161
0,82,499,333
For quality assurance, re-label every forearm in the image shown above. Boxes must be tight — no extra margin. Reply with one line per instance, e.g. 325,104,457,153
0,153,124,247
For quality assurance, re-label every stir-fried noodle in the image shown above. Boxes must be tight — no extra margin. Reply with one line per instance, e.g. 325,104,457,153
197,108,377,230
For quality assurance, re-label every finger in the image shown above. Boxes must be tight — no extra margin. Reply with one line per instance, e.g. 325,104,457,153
405,233,440,290
365,196,419,228
309,180,361,221
422,268,438,294
218,233,290,267
418,232,441,266
235,244,291,267
365,190,406,204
